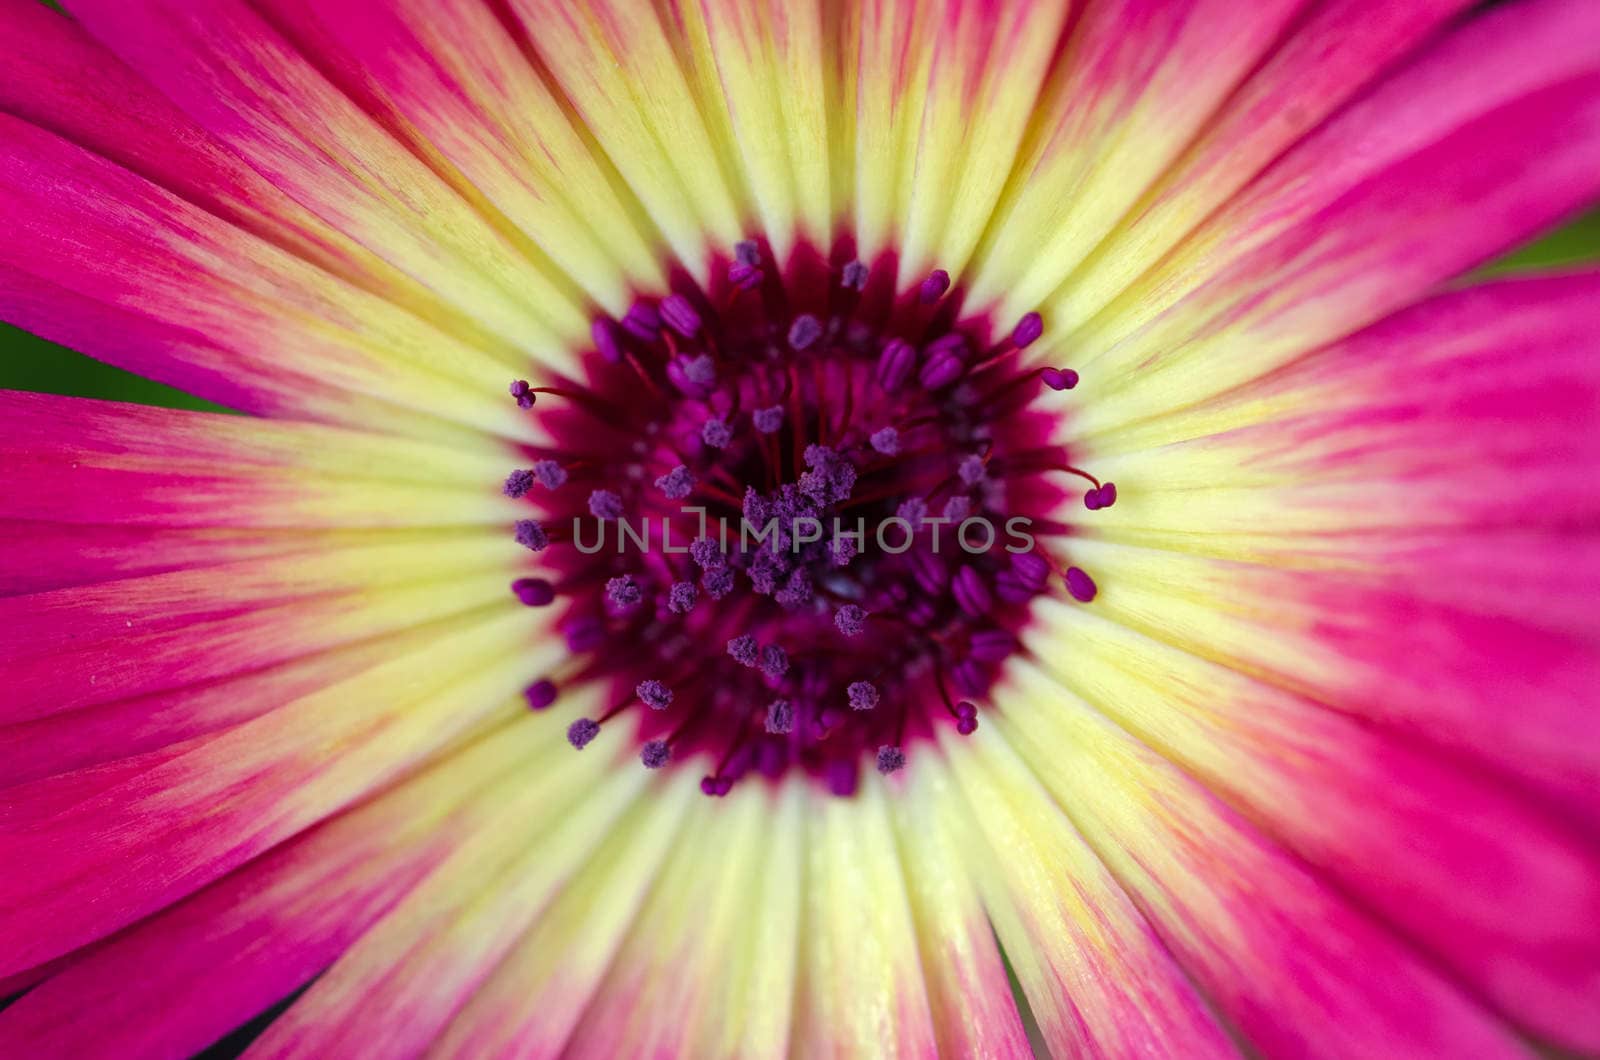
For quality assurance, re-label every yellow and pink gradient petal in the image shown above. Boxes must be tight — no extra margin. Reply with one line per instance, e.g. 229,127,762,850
0,0,1598,1055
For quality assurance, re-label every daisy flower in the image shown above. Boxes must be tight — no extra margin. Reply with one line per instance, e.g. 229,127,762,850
2,0,1599,1056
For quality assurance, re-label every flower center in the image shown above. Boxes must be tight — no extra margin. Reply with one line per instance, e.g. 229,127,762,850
502,240,1112,796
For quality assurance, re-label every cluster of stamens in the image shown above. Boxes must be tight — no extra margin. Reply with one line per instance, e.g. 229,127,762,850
500,239,1113,796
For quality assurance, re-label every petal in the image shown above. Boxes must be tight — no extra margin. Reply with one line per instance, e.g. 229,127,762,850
0,717,564,1059
994,661,1530,1057
968,0,1474,313
425,775,702,1059
792,777,940,1058
561,779,802,1058
0,605,548,981
0,122,544,435
935,732,1236,1058
1076,273,1600,810
966,0,1303,309
1063,0,1600,432
500,0,749,277
1024,587,1600,1049
887,761,1033,1058
242,733,652,1057
64,0,590,353
246,0,668,309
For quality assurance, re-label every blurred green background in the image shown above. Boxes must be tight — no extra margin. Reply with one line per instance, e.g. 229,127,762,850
1,209,1598,410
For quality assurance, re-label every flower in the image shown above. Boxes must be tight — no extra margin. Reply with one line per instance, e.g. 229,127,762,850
1,0,1599,1056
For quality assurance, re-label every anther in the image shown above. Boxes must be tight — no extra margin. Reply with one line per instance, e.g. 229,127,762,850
513,577,556,607
667,581,698,614
504,469,536,499
848,680,880,711
641,740,671,768
788,314,824,351
655,464,696,500
918,269,950,304
753,406,785,434
766,699,794,734
876,745,907,773
835,604,867,637
1011,312,1044,348
606,575,643,609
567,718,601,749
841,260,870,291
524,679,558,710
1064,565,1098,602
637,679,674,710
660,294,702,339
514,519,548,551
589,489,625,520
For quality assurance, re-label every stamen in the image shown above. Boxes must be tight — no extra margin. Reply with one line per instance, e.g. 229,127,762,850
512,578,556,607
636,679,674,710
568,718,601,749
848,680,880,711
505,250,1101,795
514,519,549,552
524,679,558,710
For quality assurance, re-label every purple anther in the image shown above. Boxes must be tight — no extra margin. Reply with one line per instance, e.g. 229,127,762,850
728,261,764,290
753,405,785,434
760,644,790,679
607,574,643,608
848,680,879,712
728,634,760,667
655,464,696,500
896,496,928,528
918,269,950,303
1041,367,1078,391
567,718,601,749
968,629,1018,662
636,679,673,710
621,301,662,341
1011,550,1051,589
952,566,993,617
765,699,795,735
514,519,548,552
841,260,870,291
690,537,726,570
532,459,568,490
503,469,535,499
1064,565,1098,602
788,314,824,351
875,338,917,393
701,418,732,448
667,580,697,614
942,494,972,522
524,679,558,710
589,489,624,520
834,604,867,637
660,294,702,338
870,427,900,455
592,318,625,363
919,350,964,390
641,741,671,768
512,577,556,607
702,566,736,599
509,379,535,409
876,745,907,773
1011,312,1044,348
